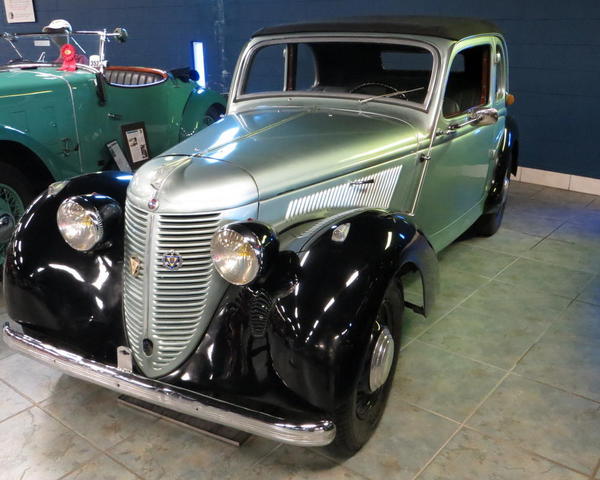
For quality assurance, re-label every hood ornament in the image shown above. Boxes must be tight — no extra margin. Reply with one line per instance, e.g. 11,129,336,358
129,256,142,278
147,157,192,211
163,250,183,271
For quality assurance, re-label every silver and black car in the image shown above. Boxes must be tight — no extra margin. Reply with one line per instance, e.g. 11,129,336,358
2,16,518,456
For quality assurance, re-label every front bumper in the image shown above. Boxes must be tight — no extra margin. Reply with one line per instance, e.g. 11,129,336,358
2,324,335,447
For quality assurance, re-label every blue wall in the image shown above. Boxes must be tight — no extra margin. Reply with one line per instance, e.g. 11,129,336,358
0,0,228,90
2,1,599,178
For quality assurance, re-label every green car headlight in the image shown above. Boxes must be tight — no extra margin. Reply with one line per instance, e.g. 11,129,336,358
211,222,277,285
57,195,121,252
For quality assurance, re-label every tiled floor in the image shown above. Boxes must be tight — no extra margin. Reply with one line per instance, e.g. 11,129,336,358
1,181,599,479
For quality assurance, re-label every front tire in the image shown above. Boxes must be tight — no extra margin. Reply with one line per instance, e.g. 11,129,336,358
326,281,403,458
0,163,35,263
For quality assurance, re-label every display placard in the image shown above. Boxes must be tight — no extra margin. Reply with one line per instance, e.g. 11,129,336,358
106,140,132,172
121,122,151,170
4,0,35,23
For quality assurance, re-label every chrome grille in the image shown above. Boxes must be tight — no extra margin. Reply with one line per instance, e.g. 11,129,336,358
151,212,220,370
123,202,148,371
123,202,222,377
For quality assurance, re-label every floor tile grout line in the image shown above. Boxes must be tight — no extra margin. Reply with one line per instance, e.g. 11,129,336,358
54,450,109,480
411,297,567,480
590,458,600,480
408,338,509,373
410,369,513,480
508,370,600,407
460,424,592,479
401,274,497,350
396,398,462,426
37,402,148,480
403,254,521,351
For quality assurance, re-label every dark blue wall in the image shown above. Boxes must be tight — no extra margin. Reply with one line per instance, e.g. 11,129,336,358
0,0,228,90
2,1,599,178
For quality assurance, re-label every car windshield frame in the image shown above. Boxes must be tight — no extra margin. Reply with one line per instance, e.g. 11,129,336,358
0,29,123,71
234,35,441,112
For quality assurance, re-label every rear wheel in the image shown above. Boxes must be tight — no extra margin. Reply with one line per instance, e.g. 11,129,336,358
0,162,35,264
326,282,403,458
473,166,511,237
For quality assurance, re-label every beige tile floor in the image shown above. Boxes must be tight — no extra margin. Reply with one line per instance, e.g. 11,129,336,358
0,180,599,480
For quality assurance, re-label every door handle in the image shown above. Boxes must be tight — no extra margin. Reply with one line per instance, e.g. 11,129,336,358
350,179,375,187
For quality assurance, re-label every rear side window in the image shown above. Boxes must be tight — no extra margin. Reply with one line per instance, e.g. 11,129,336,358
443,44,491,117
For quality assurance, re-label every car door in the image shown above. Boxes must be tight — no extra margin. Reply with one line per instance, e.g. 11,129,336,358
414,38,503,251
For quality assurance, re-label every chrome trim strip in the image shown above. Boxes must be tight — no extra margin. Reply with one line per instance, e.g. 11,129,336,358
2,325,335,447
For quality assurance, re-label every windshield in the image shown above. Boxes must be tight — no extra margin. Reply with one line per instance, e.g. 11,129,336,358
240,40,435,105
0,32,101,67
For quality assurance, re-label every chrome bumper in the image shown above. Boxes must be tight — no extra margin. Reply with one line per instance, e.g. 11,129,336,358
2,325,335,446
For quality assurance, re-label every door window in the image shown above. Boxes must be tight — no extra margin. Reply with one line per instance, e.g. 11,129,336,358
443,44,491,117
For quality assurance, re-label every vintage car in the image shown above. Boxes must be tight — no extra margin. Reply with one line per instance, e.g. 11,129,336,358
2,17,518,456
0,24,226,262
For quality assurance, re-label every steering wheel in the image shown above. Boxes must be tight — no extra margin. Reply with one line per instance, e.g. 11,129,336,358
350,82,402,97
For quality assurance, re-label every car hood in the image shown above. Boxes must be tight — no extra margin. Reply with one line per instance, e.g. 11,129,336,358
136,106,419,212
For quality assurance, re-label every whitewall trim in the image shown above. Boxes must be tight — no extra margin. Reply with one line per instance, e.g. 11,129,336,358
515,167,600,196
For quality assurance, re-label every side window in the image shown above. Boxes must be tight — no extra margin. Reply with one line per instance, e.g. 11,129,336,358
443,44,491,118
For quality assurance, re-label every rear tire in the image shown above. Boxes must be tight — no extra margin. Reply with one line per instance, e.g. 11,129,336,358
325,281,403,458
473,166,510,237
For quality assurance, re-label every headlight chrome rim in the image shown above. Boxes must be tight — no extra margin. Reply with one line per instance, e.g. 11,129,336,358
211,225,263,286
57,196,105,252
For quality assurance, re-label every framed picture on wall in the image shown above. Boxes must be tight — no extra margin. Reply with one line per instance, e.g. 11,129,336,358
4,0,36,23
121,122,151,170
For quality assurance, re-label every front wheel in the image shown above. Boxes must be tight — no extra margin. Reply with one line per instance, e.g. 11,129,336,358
325,282,403,458
0,163,35,264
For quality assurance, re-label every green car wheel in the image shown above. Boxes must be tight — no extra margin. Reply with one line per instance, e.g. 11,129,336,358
0,163,34,265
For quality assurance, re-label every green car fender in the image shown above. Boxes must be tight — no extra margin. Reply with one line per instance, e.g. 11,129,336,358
179,87,226,140
0,124,63,183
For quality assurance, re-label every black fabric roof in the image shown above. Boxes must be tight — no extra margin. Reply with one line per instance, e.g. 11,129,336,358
252,16,499,41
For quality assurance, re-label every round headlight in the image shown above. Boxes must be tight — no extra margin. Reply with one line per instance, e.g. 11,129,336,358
211,226,262,285
57,197,104,251
57,195,121,252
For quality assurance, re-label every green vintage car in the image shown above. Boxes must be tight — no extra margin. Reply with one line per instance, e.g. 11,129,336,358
3,17,518,456
0,25,226,262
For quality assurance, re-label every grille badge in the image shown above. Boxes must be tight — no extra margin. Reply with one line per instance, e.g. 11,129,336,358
162,250,183,271
129,256,142,277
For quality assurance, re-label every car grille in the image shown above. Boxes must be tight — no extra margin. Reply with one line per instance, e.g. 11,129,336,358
123,202,222,378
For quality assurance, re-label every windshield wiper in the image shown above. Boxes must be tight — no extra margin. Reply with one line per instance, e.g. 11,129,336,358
358,87,425,104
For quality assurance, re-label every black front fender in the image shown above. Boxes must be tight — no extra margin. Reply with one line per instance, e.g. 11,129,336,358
269,210,438,411
3,171,131,363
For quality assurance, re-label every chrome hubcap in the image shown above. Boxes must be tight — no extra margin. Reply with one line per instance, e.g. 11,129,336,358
0,183,24,262
369,327,395,392
0,213,15,243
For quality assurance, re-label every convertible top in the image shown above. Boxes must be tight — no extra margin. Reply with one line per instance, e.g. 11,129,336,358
252,16,500,41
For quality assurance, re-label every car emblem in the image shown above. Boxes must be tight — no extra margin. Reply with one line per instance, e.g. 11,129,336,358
162,250,183,271
148,197,159,210
129,256,142,278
